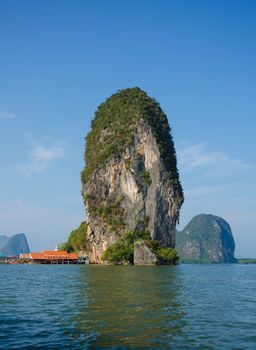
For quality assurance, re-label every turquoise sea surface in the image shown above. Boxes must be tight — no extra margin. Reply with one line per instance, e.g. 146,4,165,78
1,264,256,349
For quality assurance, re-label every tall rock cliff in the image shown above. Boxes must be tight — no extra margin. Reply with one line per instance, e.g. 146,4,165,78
81,88,183,263
176,214,236,263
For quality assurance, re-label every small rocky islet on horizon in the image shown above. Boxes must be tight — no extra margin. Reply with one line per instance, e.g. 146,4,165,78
59,87,237,265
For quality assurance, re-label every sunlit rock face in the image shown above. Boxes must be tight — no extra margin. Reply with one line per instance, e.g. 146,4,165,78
176,214,237,263
134,241,158,265
81,88,183,263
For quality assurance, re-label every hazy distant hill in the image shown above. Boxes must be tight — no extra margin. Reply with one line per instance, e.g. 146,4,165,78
176,214,236,263
0,233,30,257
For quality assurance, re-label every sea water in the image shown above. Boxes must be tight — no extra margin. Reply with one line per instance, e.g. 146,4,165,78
1,264,256,349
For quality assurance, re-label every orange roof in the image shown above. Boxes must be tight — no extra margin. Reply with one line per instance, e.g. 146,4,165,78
30,253,46,259
67,253,78,259
29,251,78,260
43,250,68,256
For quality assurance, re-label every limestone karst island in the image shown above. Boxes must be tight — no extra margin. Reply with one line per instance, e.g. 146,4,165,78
1,88,239,266
62,87,184,265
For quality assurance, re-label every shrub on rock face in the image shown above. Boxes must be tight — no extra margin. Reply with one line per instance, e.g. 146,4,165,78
101,242,134,264
156,247,179,264
140,170,152,186
145,240,179,264
59,222,88,253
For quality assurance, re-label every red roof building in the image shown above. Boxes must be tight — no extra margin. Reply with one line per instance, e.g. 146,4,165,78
20,250,79,264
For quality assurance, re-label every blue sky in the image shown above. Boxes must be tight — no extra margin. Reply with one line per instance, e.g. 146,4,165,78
0,0,255,257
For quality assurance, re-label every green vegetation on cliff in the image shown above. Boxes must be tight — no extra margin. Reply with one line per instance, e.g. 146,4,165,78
81,87,183,199
101,230,150,263
140,170,152,186
145,240,179,264
59,222,88,253
88,198,125,233
101,229,178,264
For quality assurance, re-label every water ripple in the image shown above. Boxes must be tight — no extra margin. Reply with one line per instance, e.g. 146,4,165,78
1,264,256,349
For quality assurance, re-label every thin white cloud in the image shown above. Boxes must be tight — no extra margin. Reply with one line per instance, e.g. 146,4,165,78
177,142,251,174
0,110,15,120
16,139,66,176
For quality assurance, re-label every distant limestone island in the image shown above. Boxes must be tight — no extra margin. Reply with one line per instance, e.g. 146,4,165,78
0,233,30,257
176,214,237,263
